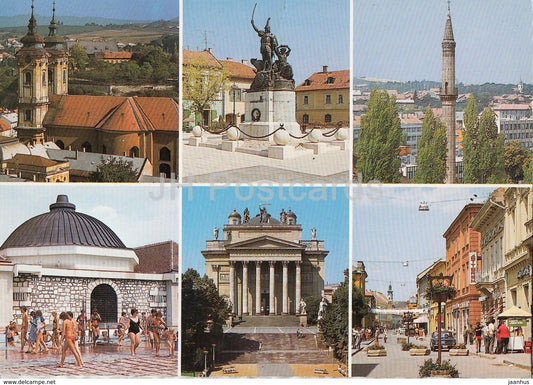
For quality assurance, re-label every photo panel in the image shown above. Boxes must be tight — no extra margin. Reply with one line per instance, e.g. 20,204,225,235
352,185,532,378
182,185,349,377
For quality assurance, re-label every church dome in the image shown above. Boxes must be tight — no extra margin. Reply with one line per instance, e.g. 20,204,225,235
0,195,126,250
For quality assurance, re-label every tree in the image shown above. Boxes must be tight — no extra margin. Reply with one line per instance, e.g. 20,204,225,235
462,96,505,183
414,106,447,183
69,44,89,71
90,158,139,182
182,269,230,372
319,282,348,362
505,141,532,184
303,296,321,325
356,88,404,183
183,58,229,127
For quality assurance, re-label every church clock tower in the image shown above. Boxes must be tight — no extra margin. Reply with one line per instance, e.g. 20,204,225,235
44,2,68,96
16,1,50,145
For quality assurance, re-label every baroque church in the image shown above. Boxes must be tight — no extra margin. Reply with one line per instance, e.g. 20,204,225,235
202,207,328,316
13,3,179,178
0,194,179,327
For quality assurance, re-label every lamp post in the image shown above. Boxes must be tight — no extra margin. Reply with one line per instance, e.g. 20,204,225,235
203,348,208,373
212,343,216,367
428,273,454,365
231,83,238,126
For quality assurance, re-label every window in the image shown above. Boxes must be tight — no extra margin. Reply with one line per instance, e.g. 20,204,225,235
159,147,171,161
303,79,311,86
326,77,335,84
325,114,332,123
129,146,139,158
81,141,92,153
13,292,27,301
303,114,309,124
63,70,67,83
325,94,332,104
24,110,32,123
338,94,344,104
24,72,32,85
42,70,46,86
303,95,309,105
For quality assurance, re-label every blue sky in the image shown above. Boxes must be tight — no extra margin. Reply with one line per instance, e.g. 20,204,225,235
183,0,350,85
183,186,349,285
353,185,497,302
355,0,533,84
0,185,179,249
4,0,178,21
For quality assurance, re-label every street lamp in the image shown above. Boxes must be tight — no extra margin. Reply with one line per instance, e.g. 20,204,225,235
212,343,216,367
203,348,209,374
230,83,238,126
427,273,455,365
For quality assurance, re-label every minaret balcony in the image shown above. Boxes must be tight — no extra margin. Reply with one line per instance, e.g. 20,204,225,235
438,87,458,98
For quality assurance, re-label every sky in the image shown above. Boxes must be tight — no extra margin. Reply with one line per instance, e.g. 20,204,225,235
183,0,350,85
353,185,499,302
182,186,349,285
3,0,178,21
0,184,179,249
355,0,533,84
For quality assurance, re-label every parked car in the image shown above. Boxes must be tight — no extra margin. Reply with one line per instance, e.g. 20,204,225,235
430,331,456,351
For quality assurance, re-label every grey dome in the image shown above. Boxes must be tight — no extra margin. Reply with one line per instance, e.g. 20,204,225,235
1,195,126,249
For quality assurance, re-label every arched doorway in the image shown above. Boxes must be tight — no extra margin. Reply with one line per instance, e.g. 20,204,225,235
159,163,171,178
129,146,139,158
81,141,92,153
90,284,117,323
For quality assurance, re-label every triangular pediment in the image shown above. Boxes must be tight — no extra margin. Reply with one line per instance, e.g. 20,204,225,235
225,236,304,250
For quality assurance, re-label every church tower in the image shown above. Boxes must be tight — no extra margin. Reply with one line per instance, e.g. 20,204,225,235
440,1,458,183
44,2,68,96
16,1,50,145
387,282,393,303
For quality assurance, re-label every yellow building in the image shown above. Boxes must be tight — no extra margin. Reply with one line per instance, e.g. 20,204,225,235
219,59,255,125
6,154,69,182
295,66,349,127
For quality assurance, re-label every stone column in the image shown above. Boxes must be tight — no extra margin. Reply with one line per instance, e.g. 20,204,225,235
242,261,249,315
229,261,235,314
282,261,289,314
269,261,275,315
255,261,261,315
295,261,301,314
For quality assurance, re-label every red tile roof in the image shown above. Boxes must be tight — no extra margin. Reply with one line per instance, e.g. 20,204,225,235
220,60,256,80
493,104,531,111
296,70,350,91
134,241,178,274
0,119,10,132
183,49,222,68
44,95,179,132
8,154,67,167
103,51,132,60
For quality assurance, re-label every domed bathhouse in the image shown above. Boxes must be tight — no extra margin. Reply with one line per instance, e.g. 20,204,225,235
0,195,178,327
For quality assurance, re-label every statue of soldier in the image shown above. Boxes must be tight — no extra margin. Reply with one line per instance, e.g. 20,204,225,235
251,15,278,72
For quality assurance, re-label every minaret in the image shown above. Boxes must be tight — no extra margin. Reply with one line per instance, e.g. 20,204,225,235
440,0,458,183
16,0,50,145
44,2,68,96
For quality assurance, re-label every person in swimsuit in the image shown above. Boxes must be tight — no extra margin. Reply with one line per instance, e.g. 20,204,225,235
124,308,142,356
51,312,60,349
146,309,156,348
166,327,176,358
7,321,18,347
20,306,28,352
90,311,101,347
117,312,127,345
35,310,49,353
58,312,82,368
152,311,166,357
67,311,83,364
27,311,37,353
76,310,87,345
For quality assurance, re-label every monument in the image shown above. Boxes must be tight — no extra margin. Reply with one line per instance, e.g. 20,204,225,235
239,4,302,141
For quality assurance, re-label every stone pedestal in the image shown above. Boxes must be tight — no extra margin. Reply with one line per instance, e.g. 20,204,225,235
330,141,346,151
302,142,329,155
298,314,308,327
268,145,300,160
221,140,241,152
240,90,301,142
188,136,206,146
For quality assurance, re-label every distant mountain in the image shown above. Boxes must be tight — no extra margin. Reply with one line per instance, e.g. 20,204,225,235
0,14,177,28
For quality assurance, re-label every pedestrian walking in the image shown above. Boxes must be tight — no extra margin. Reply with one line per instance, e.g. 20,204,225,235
474,322,482,353
20,306,28,352
51,312,60,349
77,310,87,345
58,312,83,368
27,311,37,353
498,320,509,354
463,326,468,345
124,308,142,356
90,311,101,347
483,322,490,354
488,319,495,353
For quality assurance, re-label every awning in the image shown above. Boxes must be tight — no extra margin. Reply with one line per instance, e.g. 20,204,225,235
413,315,429,324
497,306,532,318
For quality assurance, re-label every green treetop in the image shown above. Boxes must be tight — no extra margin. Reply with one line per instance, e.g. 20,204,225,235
356,88,404,183
414,106,447,183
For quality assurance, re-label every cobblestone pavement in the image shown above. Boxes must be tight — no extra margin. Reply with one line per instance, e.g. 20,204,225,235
0,343,177,378
352,332,530,378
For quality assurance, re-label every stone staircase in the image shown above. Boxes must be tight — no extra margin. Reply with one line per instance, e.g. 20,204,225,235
219,332,332,365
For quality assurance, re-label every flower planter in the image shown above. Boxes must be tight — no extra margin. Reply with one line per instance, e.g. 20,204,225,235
409,348,430,356
430,370,452,377
396,337,407,344
367,348,387,357
449,348,469,356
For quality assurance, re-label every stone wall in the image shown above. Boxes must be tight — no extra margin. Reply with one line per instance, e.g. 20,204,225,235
12,274,168,324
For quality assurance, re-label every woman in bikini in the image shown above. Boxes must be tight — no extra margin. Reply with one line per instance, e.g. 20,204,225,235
58,312,82,368
35,310,49,353
20,306,28,352
124,309,142,356
166,327,176,358
90,311,101,347
7,321,18,347
51,312,60,349
152,311,166,357
117,312,127,345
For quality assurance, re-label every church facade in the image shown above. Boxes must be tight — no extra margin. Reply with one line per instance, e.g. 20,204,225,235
202,207,328,316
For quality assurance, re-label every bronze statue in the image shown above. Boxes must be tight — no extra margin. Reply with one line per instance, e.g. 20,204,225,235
251,4,278,72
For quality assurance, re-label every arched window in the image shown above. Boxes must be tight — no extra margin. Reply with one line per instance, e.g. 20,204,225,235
159,147,171,161
81,141,92,153
129,146,139,158
24,72,32,85
159,163,171,178
338,94,344,104
303,114,309,124
55,140,64,149
325,114,332,123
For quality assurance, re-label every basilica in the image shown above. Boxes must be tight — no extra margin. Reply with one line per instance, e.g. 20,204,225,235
202,207,328,316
